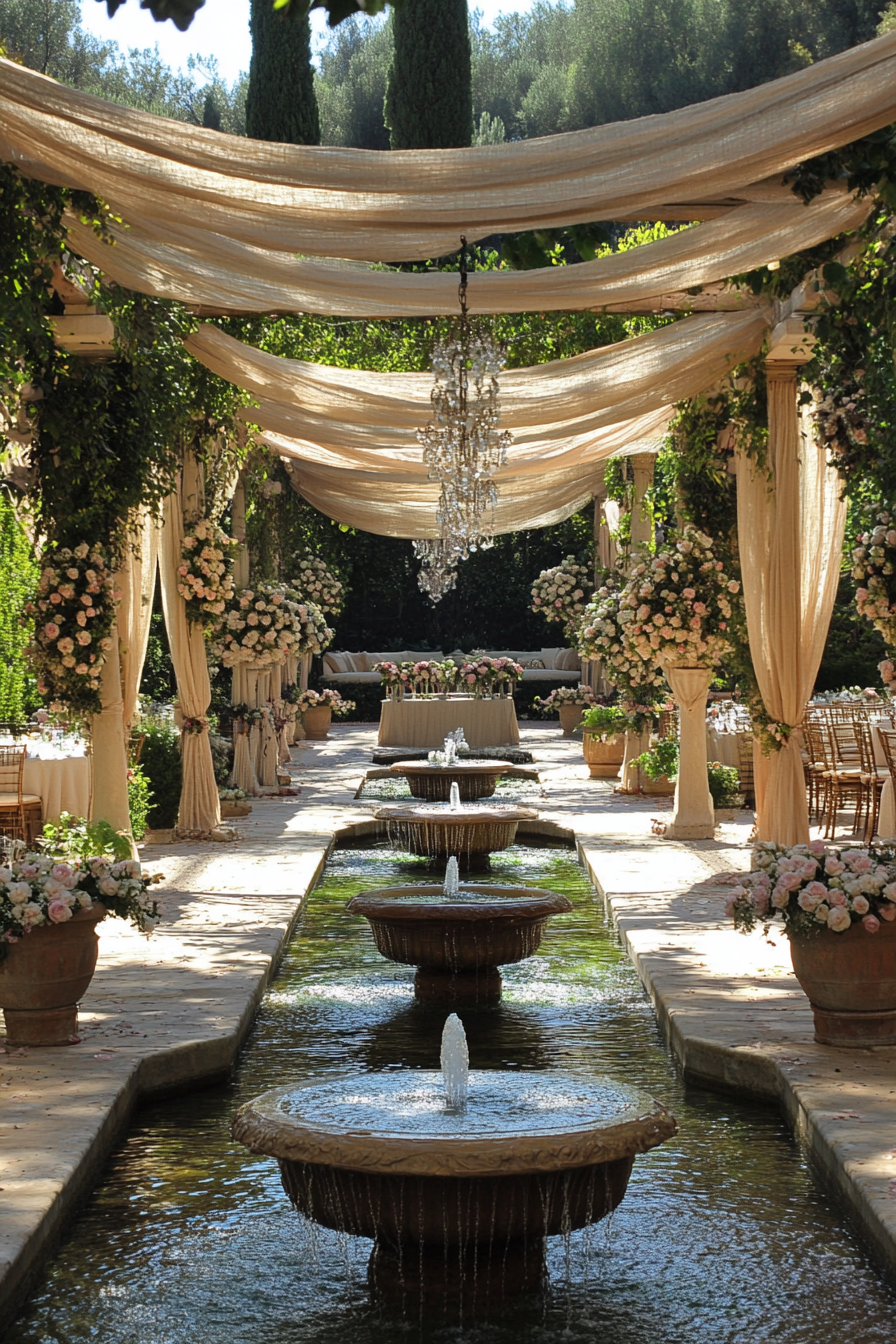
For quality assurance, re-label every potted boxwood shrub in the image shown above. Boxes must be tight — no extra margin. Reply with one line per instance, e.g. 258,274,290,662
728,841,896,1047
0,820,160,1047
707,761,743,819
296,687,356,740
632,736,678,796
579,705,629,778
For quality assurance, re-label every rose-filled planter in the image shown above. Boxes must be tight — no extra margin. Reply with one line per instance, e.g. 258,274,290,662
0,904,106,1046
0,852,160,1047
303,706,332,740
295,688,355,741
534,685,595,735
728,841,896,1047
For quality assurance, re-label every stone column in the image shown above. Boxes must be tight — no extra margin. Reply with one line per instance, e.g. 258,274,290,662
663,664,714,839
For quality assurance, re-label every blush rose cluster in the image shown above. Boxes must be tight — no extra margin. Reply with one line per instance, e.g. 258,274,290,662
0,852,160,960
290,548,346,618
851,510,896,657
531,557,592,640
726,841,896,939
177,519,240,630
618,527,741,670
25,542,119,716
212,584,332,668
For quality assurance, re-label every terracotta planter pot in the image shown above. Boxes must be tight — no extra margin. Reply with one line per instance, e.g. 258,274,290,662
789,918,896,1046
640,772,676,796
302,706,332,740
558,705,583,736
0,904,106,1047
220,800,252,818
582,731,625,779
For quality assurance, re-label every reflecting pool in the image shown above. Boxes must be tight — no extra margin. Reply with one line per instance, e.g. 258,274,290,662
8,843,896,1343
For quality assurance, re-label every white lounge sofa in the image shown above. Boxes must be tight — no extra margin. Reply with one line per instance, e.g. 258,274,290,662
321,647,582,685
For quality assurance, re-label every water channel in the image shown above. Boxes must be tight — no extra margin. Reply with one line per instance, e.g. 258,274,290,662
9,842,896,1343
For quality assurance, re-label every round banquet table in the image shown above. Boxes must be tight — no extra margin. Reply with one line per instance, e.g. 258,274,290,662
378,696,520,750
22,745,91,824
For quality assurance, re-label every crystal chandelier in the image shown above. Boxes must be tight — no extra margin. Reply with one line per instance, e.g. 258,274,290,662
415,238,511,599
412,538,458,603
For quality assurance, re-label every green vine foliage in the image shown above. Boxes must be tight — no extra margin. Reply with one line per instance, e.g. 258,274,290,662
0,489,39,722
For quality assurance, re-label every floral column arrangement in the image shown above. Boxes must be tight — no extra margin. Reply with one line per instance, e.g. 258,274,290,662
577,575,668,793
619,527,740,838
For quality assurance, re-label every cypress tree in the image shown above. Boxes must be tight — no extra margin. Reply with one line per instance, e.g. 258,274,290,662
384,0,473,149
246,0,320,145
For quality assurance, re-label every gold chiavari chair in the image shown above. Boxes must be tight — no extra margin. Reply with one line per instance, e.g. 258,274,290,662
802,710,830,826
814,708,865,838
0,745,42,845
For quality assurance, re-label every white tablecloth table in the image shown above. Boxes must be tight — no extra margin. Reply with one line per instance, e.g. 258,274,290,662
705,727,748,768
22,746,91,824
378,697,520,749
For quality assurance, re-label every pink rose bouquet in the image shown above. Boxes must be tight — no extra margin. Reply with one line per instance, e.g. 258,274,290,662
178,519,239,630
0,850,160,961
531,556,592,640
727,841,896,938
852,510,896,660
618,527,741,670
25,542,119,716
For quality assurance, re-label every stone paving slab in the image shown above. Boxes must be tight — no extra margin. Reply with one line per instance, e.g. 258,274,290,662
2,721,896,1331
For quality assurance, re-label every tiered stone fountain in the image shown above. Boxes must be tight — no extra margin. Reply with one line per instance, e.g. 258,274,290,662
349,857,572,1003
377,779,535,867
233,1015,677,1310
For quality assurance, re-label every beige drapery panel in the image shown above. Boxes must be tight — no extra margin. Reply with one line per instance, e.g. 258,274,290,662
118,511,161,736
89,512,160,853
187,310,769,444
63,192,868,317
185,311,767,537
158,452,222,834
3,34,896,261
736,377,846,846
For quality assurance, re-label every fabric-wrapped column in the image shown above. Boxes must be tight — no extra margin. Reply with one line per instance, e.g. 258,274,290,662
617,454,655,791
736,367,846,846
89,632,133,847
159,453,222,835
663,664,714,839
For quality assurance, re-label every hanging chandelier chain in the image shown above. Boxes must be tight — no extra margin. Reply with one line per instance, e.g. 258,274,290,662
414,235,511,602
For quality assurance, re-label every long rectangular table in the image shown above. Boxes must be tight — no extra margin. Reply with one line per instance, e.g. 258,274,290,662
378,697,520,749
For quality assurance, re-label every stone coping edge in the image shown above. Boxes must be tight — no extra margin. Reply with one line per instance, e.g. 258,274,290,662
576,839,896,1284
0,845,331,1334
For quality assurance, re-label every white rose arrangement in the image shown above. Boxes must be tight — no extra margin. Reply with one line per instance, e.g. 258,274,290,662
177,519,240,630
290,548,346,618
25,542,119,716
728,841,896,939
213,584,335,667
531,556,592,640
618,527,741,670
852,510,896,655
0,852,160,959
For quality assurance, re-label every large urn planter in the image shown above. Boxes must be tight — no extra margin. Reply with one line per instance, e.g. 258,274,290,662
302,706,332,740
582,731,625,779
0,904,106,1047
558,705,583,736
788,920,896,1047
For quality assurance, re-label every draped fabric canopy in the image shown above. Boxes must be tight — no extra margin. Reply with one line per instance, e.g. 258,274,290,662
185,310,770,537
63,190,868,318
2,31,895,273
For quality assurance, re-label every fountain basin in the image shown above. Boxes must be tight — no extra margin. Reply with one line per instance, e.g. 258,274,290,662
390,759,513,802
376,802,537,865
348,884,572,1003
233,1071,676,1303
